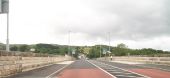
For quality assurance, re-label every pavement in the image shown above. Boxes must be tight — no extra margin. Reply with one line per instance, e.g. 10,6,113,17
7,61,73,78
7,60,170,78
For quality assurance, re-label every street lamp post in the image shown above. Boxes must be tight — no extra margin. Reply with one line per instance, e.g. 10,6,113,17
100,44,101,58
6,12,9,51
108,32,110,53
107,32,111,60
68,31,71,55
0,0,10,51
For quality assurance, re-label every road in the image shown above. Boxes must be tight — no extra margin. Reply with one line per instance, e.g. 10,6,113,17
7,64,66,78
7,60,170,78
94,60,170,78
52,60,113,78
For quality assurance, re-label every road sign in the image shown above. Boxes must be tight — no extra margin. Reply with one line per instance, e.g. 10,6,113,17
107,51,111,54
72,49,76,54
72,51,75,54
103,51,106,54
103,49,107,54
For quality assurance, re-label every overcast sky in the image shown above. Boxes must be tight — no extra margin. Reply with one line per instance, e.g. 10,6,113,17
0,0,170,50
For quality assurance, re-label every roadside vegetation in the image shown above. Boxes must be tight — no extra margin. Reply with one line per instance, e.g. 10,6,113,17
0,43,170,58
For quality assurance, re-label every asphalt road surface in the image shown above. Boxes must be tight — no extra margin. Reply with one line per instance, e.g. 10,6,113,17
51,60,113,78
7,60,170,78
96,60,170,78
7,64,67,78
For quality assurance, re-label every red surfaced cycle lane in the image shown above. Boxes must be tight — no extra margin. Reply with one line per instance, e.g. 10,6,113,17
57,68,112,78
56,60,113,78
130,68,170,78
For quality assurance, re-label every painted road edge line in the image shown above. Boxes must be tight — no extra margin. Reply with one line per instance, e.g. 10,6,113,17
86,60,117,78
135,64,170,72
98,61,151,78
45,61,74,78
112,61,170,72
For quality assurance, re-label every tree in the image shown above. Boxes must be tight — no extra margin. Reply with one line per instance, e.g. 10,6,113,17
0,43,5,50
58,47,67,55
117,43,128,48
19,45,30,52
10,46,18,51
87,45,101,58
34,44,67,55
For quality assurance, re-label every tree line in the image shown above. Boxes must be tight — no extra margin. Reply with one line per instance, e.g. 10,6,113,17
0,43,170,58
87,43,170,58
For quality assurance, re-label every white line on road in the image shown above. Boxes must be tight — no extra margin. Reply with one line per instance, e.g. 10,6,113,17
113,60,170,72
110,71,129,74
115,75,144,78
45,61,74,78
135,64,170,72
86,60,117,78
98,61,151,78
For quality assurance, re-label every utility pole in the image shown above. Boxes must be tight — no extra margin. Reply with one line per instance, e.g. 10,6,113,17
0,0,10,51
109,32,110,52
68,31,71,55
100,44,101,58
107,32,111,58
6,12,9,51
94,46,97,58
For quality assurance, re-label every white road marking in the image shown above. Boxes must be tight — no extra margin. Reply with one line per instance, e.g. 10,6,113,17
113,60,170,72
107,70,118,71
45,61,74,78
119,73,133,75
136,64,170,72
86,60,117,78
96,61,151,78
115,75,143,78
110,71,128,74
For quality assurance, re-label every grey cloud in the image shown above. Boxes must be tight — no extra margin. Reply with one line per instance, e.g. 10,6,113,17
54,0,170,41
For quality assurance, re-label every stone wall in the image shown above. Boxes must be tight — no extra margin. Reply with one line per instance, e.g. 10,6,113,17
98,56,170,65
0,51,72,78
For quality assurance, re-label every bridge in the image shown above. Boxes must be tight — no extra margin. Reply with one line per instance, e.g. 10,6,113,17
0,51,170,78
1,0,170,78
